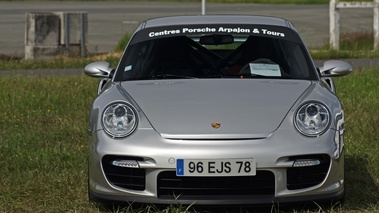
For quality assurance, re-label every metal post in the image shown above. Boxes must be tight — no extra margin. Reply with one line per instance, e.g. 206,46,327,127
64,13,70,55
202,0,206,15
330,0,340,50
374,0,379,51
80,13,87,57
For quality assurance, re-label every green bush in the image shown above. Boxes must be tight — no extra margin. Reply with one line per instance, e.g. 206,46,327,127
115,34,132,52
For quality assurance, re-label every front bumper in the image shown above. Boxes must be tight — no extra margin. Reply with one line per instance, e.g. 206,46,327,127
88,127,345,205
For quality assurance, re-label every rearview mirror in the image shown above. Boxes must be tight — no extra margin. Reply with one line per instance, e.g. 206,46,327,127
200,34,234,45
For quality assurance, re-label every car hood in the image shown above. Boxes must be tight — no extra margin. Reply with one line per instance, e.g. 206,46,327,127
121,79,311,139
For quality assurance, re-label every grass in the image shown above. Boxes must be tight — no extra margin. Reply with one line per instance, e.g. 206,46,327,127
0,53,121,70
311,31,379,59
333,68,379,211
0,66,378,212
0,76,94,212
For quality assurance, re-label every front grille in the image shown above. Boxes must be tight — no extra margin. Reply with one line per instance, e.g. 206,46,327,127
102,155,145,191
157,171,275,199
287,154,330,190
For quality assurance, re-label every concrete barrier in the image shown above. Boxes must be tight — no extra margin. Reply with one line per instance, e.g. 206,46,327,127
25,12,87,60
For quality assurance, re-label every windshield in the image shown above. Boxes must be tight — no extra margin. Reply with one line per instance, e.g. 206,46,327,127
114,26,317,81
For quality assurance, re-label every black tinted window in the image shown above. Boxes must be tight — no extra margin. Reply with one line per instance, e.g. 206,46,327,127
115,31,317,81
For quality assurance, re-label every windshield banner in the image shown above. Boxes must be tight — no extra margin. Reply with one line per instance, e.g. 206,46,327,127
130,24,300,45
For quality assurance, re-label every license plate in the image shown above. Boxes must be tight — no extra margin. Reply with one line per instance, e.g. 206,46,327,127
176,159,256,176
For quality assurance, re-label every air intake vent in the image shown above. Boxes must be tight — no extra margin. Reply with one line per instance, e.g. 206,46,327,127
287,154,330,190
102,155,145,191
157,171,275,199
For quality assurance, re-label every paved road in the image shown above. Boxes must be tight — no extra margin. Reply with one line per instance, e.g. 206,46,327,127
0,1,375,57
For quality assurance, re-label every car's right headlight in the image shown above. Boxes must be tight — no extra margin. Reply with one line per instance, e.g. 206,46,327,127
294,102,331,137
102,102,138,138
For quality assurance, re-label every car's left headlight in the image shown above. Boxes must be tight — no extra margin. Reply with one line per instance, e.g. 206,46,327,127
102,102,138,138
294,102,330,137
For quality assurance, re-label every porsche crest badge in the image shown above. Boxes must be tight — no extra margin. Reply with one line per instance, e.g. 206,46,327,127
211,122,221,129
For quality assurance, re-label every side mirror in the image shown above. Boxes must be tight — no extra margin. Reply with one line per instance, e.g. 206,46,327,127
319,60,352,77
84,61,113,78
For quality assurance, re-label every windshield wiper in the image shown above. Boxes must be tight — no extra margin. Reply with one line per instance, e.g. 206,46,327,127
152,74,198,79
204,73,267,78
203,73,296,79
126,74,197,80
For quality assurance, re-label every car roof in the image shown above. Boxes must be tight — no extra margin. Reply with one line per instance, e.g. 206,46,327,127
139,15,295,30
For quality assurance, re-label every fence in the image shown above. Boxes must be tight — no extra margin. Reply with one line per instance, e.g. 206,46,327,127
330,0,379,50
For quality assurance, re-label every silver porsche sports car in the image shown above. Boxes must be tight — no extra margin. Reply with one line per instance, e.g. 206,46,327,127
84,15,352,205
